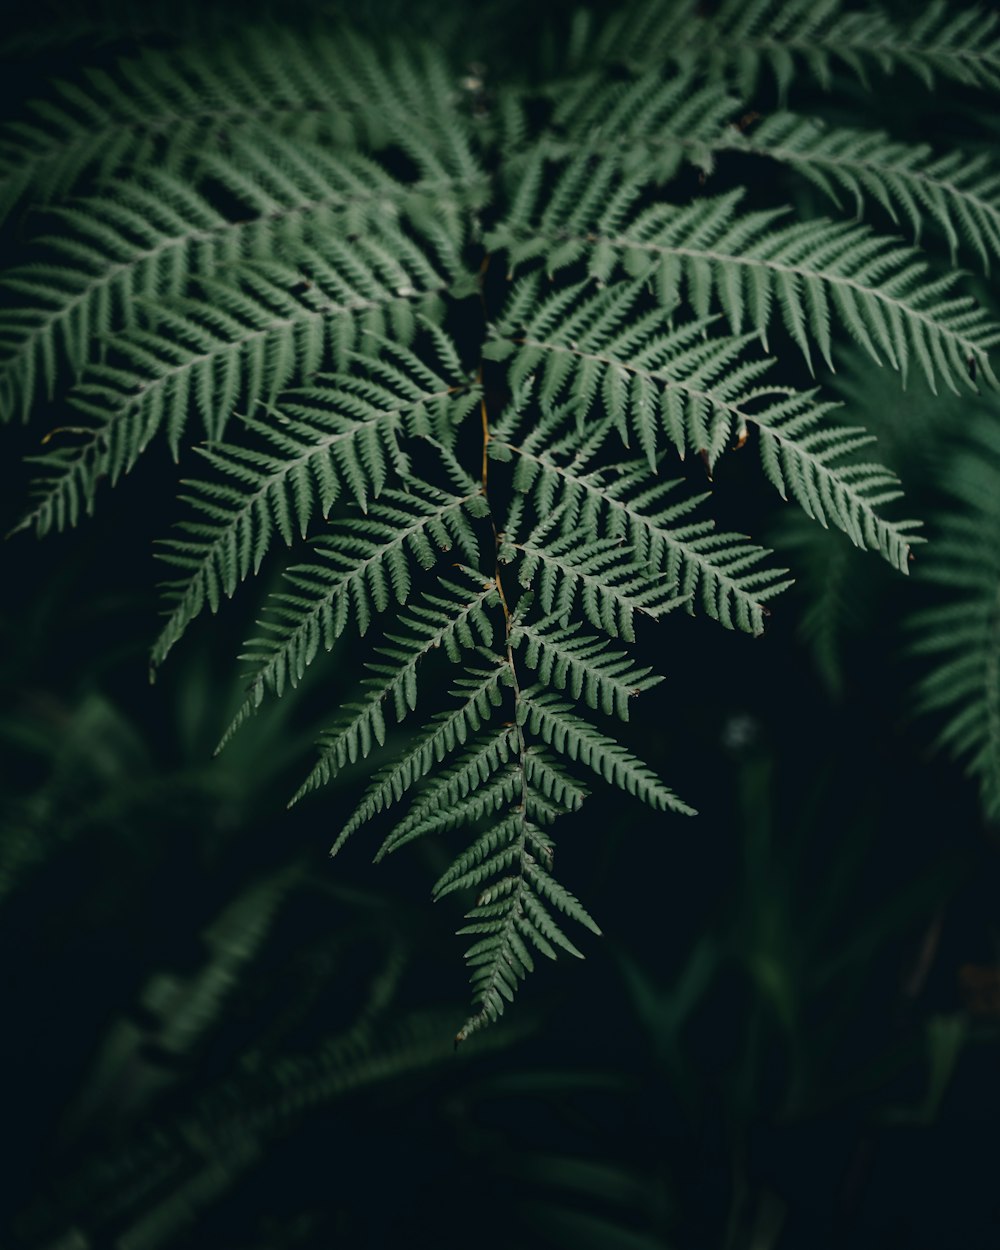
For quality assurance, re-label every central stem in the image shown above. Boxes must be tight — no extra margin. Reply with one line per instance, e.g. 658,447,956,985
454,356,536,1046
477,357,528,799
476,257,526,813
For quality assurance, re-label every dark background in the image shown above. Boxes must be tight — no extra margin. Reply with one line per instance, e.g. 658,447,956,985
1,2,999,1248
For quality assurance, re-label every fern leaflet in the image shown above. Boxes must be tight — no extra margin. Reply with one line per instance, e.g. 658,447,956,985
0,138,479,425
582,0,1000,96
725,114,1000,273
911,417,1000,823
152,342,479,666
492,177,1000,391
487,279,920,571
16,231,450,536
218,487,487,750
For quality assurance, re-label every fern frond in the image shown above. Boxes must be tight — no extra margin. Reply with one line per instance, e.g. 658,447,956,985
0,177,230,425
910,417,1000,823
431,814,526,899
584,0,1000,96
493,404,792,634
511,618,661,721
0,140,477,426
220,487,486,749
152,404,406,665
375,725,527,850
519,688,696,815
524,749,591,817
414,720,605,1045
506,510,687,643
455,839,602,1042
559,0,703,80
308,662,513,837
0,26,480,224
312,628,641,1042
7,0,988,1038
531,69,737,184
384,735,596,866
487,279,919,571
374,743,523,862
382,767,524,862
289,574,499,794
531,71,1000,277
204,133,485,239
378,739,593,867
151,347,478,667
16,232,449,536
752,394,923,574
491,183,1000,391
726,114,1000,272
0,30,344,221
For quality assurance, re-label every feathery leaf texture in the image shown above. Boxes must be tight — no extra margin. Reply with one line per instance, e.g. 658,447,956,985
492,400,792,635
219,488,487,751
530,69,737,184
725,114,1000,273
519,688,695,816
0,26,481,224
511,618,662,720
296,574,500,790
910,417,1000,824
315,664,515,836
582,0,1000,95
492,180,1000,391
537,74,1000,275
6,1,995,1031
16,232,450,536
454,838,602,1042
0,139,478,426
506,516,688,643
151,341,479,667
487,280,921,571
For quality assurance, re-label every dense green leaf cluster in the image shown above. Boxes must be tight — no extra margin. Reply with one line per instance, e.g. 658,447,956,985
4,0,999,1034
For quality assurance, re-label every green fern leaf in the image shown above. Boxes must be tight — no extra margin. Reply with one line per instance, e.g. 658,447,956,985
492,181,1000,390
309,663,513,837
385,769,525,866
16,232,449,536
219,487,486,749
454,822,601,1041
294,575,499,790
493,401,792,634
489,279,920,571
519,688,696,815
151,343,479,667
373,732,522,862
507,509,688,643
584,0,1000,96
0,140,478,426
910,416,1000,823
725,114,1000,272
0,27,480,224
534,72,1000,276
511,618,661,720
530,69,736,185
8,2,987,1035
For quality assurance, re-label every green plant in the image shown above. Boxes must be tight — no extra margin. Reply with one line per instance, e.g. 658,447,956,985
909,413,1000,824
4,0,999,1040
